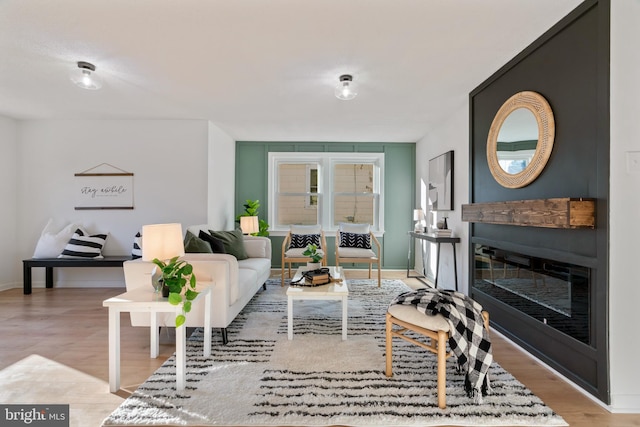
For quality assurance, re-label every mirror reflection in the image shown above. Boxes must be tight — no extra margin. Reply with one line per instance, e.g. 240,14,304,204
496,108,538,174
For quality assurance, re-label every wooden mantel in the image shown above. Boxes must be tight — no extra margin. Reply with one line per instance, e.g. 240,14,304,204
461,198,595,229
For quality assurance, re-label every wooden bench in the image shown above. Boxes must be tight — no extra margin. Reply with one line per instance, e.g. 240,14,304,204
22,256,132,295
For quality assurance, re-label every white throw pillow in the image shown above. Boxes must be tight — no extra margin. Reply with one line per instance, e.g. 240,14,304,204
32,219,80,258
338,222,370,234
290,224,322,235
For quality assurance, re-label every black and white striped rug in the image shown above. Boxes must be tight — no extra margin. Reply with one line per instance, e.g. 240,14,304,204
102,279,567,426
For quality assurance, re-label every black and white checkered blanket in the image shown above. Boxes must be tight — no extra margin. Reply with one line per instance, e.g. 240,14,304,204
389,287,493,403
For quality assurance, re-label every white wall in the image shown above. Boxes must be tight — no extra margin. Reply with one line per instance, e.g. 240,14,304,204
0,116,18,287
16,119,210,288
609,0,640,412
415,103,469,293
207,122,236,230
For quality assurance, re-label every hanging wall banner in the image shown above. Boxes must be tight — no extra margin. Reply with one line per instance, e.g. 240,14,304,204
74,163,134,210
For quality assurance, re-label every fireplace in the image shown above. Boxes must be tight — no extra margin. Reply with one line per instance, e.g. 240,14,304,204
472,244,590,345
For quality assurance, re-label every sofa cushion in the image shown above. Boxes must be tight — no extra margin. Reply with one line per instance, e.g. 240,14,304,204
198,230,226,254
243,238,266,258
235,267,257,306
209,229,248,260
184,230,214,253
58,228,107,259
238,257,271,278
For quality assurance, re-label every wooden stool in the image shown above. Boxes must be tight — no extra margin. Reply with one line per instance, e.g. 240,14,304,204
385,304,489,409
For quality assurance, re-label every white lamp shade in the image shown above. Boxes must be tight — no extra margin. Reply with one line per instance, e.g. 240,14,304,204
240,216,259,234
413,209,424,221
141,223,185,261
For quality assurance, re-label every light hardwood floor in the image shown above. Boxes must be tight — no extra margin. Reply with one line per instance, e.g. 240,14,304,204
1,270,639,427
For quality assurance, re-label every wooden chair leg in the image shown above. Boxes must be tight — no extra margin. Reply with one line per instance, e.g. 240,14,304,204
437,330,447,409
385,313,393,377
377,261,381,287
281,263,285,287
368,263,372,279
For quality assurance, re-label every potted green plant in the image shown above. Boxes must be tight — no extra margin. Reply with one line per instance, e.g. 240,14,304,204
152,256,199,327
236,199,270,236
302,243,323,269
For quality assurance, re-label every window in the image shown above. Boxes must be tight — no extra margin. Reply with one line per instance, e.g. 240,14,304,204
306,165,318,207
268,153,384,233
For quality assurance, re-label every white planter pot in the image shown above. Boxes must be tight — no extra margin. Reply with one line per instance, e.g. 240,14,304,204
306,262,322,270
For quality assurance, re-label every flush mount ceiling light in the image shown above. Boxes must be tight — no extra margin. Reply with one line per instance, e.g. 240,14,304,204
334,74,358,100
70,61,102,90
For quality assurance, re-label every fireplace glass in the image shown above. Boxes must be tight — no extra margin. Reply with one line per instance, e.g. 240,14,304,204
473,244,590,345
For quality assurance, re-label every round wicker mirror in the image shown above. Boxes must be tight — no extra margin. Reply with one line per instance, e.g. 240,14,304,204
486,91,555,188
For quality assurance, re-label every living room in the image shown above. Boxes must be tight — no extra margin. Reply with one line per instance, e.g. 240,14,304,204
1,0,639,425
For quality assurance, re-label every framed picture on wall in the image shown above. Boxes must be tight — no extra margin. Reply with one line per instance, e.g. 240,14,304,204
74,163,134,210
428,150,454,211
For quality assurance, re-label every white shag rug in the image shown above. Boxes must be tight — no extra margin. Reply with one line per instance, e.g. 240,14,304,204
102,279,567,427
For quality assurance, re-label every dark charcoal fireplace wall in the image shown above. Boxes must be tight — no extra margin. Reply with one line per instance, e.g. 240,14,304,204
468,0,609,403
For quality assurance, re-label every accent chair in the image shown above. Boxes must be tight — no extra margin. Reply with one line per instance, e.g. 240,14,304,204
281,224,327,286
334,222,381,287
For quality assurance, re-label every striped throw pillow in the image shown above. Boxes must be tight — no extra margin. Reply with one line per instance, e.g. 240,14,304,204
132,231,142,259
58,228,107,259
339,231,371,249
289,233,321,249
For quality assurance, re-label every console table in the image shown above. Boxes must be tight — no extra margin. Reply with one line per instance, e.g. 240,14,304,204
407,231,460,291
22,256,132,295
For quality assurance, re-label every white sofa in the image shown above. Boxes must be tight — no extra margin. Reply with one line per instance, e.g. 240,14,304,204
122,224,272,344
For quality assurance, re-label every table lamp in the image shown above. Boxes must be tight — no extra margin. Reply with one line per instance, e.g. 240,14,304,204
240,216,259,235
413,209,424,232
142,223,185,293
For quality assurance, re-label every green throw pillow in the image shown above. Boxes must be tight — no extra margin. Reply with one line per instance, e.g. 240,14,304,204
184,230,213,254
208,229,248,260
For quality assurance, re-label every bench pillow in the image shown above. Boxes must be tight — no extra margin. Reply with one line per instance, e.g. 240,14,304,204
33,219,80,258
58,228,107,259
132,231,142,259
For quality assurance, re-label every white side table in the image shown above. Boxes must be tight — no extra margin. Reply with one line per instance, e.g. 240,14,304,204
102,284,212,392
287,266,349,340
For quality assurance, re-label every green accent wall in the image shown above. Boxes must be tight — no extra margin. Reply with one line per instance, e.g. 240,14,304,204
235,141,416,269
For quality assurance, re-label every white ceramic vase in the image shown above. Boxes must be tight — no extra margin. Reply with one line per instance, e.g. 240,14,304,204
306,262,321,270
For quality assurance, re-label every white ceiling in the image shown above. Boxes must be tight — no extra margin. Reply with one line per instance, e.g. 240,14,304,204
0,0,582,142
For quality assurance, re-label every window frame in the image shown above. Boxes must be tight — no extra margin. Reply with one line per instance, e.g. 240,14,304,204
268,152,385,235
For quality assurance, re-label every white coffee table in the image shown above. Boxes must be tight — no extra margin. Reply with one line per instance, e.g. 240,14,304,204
102,284,212,392
287,266,349,340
